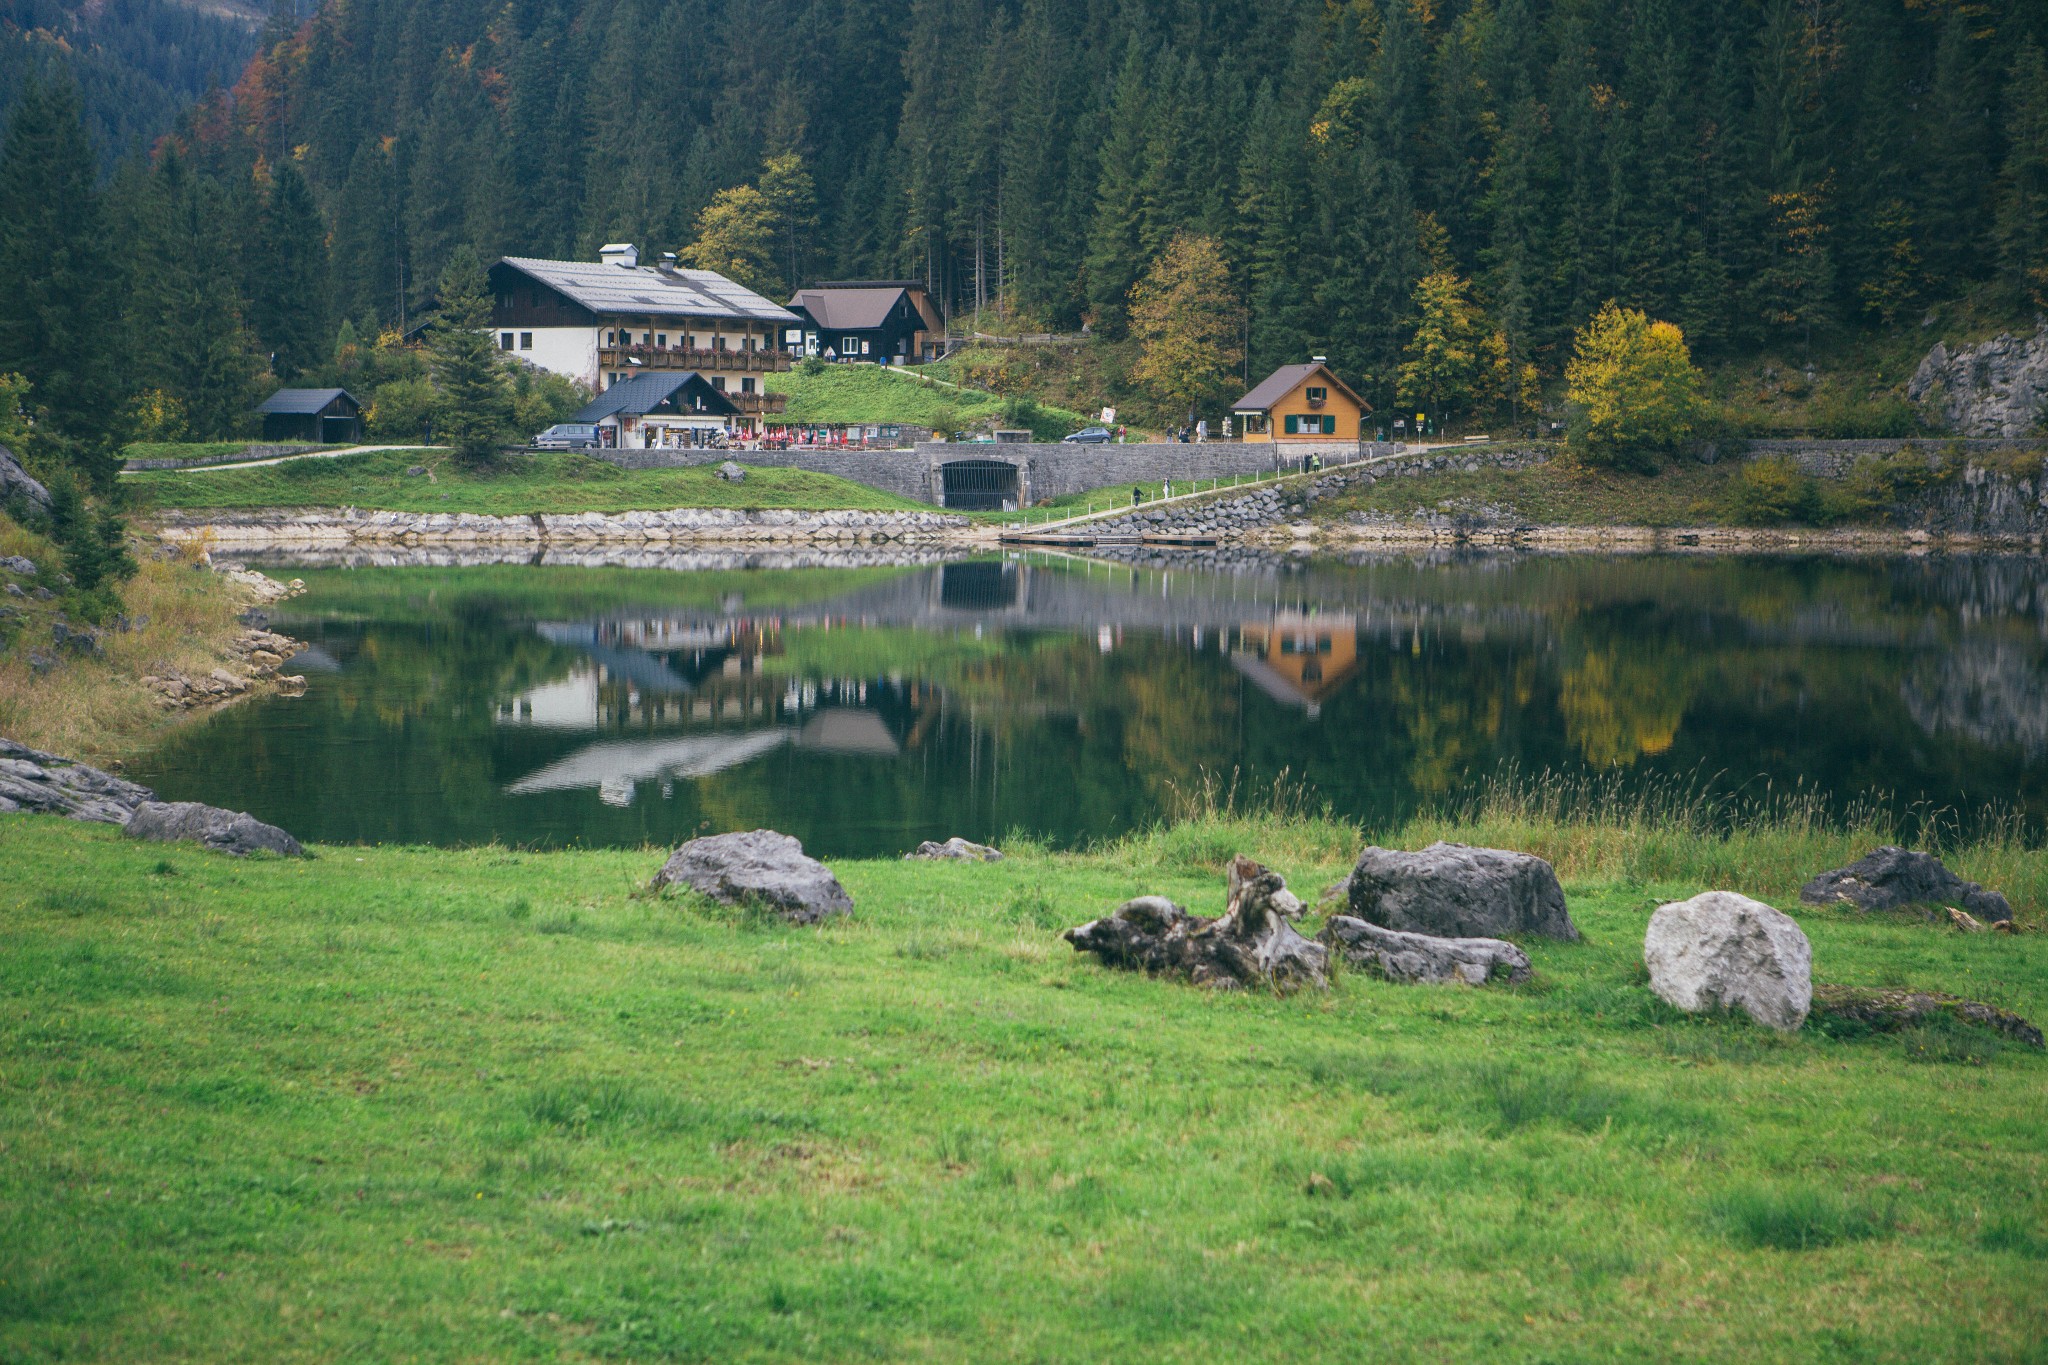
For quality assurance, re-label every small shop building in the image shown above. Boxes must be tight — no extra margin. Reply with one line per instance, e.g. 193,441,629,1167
573,371,742,450
256,388,363,444
784,281,944,364
1230,360,1369,442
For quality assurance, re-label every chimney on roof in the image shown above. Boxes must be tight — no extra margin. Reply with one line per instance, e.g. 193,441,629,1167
598,242,639,269
1310,355,1328,365
658,252,678,273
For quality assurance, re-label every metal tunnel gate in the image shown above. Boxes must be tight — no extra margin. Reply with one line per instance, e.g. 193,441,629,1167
939,459,1021,511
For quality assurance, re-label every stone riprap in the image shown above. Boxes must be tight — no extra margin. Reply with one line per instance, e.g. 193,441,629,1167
651,829,854,923
1346,841,1579,941
0,737,154,823
1319,915,1532,986
1908,319,2048,438
1643,891,1812,1031
1800,846,2013,922
154,506,970,551
125,800,306,857
905,837,1003,862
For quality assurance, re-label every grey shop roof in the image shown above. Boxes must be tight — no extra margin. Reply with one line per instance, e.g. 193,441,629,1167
499,255,801,325
257,387,355,415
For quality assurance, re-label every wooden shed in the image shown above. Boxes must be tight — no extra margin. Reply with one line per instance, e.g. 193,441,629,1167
256,388,363,444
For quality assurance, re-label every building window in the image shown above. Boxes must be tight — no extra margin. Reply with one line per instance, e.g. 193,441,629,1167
1306,385,1327,404
605,331,615,346
656,333,667,348
741,377,756,394
499,332,514,350
712,376,727,391
714,335,728,351
519,332,533,350
785,328,802,344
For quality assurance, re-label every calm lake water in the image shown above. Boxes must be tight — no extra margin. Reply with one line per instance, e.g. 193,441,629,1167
131,549,2048,857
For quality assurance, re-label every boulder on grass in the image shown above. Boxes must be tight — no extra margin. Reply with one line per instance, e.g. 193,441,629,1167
1347,841,1578,941
1319,916,1531,986
717,461,747,483
1808,984,2043,1050
124,800,305,857
651,829,852,923
1063,854,1328,992
0,737,154,823
1800,846,2012,922
906,837,1003,862
1644,891,1811,1031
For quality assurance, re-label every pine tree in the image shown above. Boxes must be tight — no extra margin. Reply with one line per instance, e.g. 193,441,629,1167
1918,8,1995,291
0,72,121,481
252,160,330,380
1082,39,1152,334
1994,38,2048,310
423,246,512,466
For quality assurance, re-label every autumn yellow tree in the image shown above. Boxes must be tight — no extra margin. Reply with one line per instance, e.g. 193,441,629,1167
1128,233,1243,423
1396,270,1508,421
1563,301,1705,471
679,184,780,296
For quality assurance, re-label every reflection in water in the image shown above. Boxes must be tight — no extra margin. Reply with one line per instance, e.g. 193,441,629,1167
135,550,2048,856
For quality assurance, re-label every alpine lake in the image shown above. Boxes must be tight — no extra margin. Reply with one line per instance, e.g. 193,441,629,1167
131,547,2048,857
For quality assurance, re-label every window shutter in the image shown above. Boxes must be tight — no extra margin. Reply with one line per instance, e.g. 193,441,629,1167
1323,414,1336,434
1284,414,1298,434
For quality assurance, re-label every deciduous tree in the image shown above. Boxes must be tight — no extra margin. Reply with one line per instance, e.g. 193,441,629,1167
1563,301,1704,471
1128,233,1243,422
1397,270,1507,421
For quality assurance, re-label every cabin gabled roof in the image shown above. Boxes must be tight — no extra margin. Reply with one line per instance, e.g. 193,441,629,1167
257,387,355,415
789,285,910,331
1232,363,1371,414
498,256,800,325
573,372,739,423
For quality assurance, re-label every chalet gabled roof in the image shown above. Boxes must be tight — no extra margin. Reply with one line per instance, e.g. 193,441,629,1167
573,371,738,423
1231,363,1371,413
257,387,355,415
788,285,909,331
498,256,800,325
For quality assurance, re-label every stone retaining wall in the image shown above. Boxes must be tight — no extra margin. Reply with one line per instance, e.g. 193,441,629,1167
124,444,327,471
152,506,971,550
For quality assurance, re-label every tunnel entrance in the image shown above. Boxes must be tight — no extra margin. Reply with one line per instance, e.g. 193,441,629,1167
940,459,1021,511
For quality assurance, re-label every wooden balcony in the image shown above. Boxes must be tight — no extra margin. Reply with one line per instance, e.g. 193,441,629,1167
600,345,792,373
729,392,788,415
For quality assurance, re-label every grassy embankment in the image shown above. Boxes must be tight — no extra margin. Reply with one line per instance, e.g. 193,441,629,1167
121,450,930,516
770,361,1092,441
121,441,329,466
3,777,2045,1361
0,517,261,761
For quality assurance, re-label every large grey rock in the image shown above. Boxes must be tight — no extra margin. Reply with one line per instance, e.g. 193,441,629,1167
1643,891,1812,1031
905,836,1003,862
651,829,852,923
716,461,746,483
1346,841,1578,941
1319,915,1532,986
1800,846,2012,922
1064,854,1328,992
0,737,154,823
124,800,305,857
0,555,36,575
1908,319,2048,438
0,444,50,511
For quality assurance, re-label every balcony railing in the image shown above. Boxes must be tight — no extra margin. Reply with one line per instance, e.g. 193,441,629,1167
600,344,792,373
729,392,787,415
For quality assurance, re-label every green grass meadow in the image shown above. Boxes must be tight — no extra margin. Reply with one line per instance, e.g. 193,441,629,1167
120,450,929,516
2,804,2045,1362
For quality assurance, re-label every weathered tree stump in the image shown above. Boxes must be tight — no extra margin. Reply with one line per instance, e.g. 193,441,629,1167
1062,855,1329,992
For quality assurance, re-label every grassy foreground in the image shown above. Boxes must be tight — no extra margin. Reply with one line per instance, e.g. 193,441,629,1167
2,800,2045,1363
121,450,928,516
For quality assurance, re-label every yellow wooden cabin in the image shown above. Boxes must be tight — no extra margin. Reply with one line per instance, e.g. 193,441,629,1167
1230,359,1370,442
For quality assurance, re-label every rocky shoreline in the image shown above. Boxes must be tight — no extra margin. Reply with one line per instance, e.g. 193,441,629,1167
152,506,974,551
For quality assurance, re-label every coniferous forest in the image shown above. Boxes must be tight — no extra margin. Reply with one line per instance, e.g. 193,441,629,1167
1,0,2046,475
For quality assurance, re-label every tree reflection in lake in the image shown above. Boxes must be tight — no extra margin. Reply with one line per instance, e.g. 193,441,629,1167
133,550,2048,856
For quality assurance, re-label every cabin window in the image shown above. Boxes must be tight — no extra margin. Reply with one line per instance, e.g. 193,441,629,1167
499,332,514,350
519,332,532,350
1306,385,1327,403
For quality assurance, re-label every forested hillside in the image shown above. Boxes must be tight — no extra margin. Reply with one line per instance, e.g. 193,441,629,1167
0,0,261,162
1,0,2045,474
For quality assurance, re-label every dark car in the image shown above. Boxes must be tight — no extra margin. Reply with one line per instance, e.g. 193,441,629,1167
1061,426,1114,444
532,422,600,450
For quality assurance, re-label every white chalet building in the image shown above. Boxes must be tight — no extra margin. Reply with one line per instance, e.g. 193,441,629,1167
488,243,798,433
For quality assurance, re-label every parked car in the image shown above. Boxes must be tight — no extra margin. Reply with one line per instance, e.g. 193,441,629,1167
1062,426,1114,444
532,423,599,450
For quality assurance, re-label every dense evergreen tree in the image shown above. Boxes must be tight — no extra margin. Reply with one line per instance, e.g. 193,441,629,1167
252,160,330,380
424,246,513,466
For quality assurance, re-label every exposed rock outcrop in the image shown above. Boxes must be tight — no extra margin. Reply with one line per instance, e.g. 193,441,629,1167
0,444,51,511
124,800,306,857
1319,915,1531,985
1800,846,2012,922
1908,320,2048,438
905,837,1003,862
1810,984,2043,1050
1644,891,1812,1031
1063,854,1329,992
1346,841,1579,941
650,829,853,923
0,737,153,823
